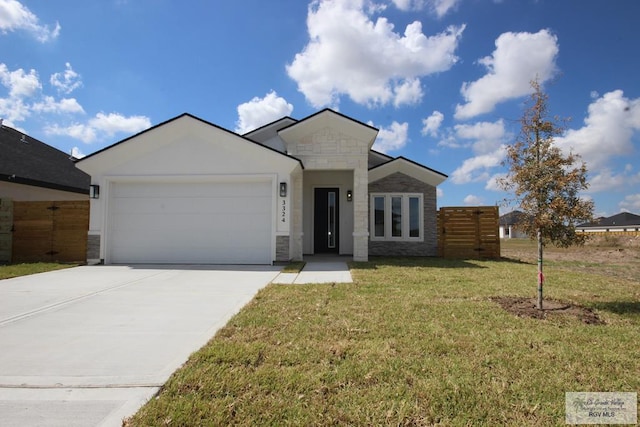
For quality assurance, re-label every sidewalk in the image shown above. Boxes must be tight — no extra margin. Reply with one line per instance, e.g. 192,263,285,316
272,258,352,284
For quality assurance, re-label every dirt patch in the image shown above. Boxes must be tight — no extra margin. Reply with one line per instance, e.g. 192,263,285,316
491,296,605,325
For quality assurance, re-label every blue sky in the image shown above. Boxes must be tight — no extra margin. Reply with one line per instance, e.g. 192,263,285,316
1,0,639,216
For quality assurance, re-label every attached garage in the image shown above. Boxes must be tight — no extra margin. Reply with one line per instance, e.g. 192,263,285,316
107,179,272,264
76,113,302,265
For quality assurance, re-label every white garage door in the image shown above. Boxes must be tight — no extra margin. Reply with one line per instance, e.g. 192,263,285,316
108,179,272,264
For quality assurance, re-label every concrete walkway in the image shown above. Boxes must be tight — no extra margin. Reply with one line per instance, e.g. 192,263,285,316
0,265,280,427
272,257,353,284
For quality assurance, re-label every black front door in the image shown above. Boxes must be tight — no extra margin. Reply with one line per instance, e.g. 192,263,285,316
314,188,339,253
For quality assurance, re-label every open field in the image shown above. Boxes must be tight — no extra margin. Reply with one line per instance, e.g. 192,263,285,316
127,241,639,426
502,236,640,283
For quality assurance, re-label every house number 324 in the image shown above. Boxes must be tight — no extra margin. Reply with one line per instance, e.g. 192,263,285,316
281,199,286,223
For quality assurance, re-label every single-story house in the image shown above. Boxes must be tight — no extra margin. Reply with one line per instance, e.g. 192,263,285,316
76,109,447,265
577,212,640,233
499,210,528,239
0,122,90,201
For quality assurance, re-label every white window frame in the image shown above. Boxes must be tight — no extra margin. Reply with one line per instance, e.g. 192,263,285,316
370,193,424,242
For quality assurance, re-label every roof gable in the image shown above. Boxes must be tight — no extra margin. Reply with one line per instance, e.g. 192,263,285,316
278,109,378,147
0,124,89,194
368,156,447,187
76,113,303,175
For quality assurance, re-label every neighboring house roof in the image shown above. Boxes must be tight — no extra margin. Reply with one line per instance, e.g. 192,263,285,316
578,212,640,228
368,156,447,187
499,210,526,226
77,113,304,169
0,123,90,194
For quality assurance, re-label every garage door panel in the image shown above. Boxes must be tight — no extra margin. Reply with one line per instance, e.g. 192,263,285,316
108,181,272,264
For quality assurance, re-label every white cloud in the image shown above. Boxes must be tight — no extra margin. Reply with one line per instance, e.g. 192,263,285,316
50,63,82,94
436,187,443,198
620,194,640,212
371,121,409,153
421,110,444,136
0,63,41,98
485,172,507,191
392,0,461,17
393,78,423,107
463,194,484,205
450,148,505,184
0,96,29,122
432,0,461,17
235,91,293,134
32,96,84,114
287,0,464,108
455,29,559,120
454,119,508,153
449,119,509,184
46,112,151,143
555,90,640,171
0,0,60,42
46,122,97,143
90,112,150,135
70,146,85,159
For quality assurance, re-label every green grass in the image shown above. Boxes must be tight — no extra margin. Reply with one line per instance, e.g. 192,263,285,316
127,257,639,426
0,262,76,280
281,261,306,273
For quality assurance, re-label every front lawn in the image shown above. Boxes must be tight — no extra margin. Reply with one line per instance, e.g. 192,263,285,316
127,255,639,426
0,262,75,280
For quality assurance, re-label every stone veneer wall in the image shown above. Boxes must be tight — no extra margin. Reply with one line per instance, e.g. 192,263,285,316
368,172,438,257
286,125,370,261
87,234,100,263
275,235,290,262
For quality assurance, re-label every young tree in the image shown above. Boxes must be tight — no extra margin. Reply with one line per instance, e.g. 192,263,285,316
500,79,594,310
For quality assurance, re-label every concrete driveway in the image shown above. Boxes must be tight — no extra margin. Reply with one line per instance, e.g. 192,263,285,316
0,264,280,427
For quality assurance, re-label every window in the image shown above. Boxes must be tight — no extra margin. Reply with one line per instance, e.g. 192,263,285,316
370,194,423,241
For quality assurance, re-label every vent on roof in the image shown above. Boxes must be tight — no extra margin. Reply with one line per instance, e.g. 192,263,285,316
20,135,28,143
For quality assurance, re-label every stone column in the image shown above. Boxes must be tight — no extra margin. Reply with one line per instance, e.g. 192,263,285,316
289,171,304,261
352,167,369,261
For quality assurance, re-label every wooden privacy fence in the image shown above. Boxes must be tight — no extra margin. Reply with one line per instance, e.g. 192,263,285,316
438,206,500,259
0,200,89,263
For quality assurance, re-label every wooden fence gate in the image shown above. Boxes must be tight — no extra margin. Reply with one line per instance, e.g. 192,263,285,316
437,206,500,259
11,201,89,263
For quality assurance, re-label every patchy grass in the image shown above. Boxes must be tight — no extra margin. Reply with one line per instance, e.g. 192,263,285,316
281,261,306,274
0,262,76,280
127,255,639,426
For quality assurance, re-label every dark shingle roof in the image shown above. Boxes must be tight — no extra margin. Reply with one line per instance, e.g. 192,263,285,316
579,212,640,228
0,124,89,194
499,210,526,226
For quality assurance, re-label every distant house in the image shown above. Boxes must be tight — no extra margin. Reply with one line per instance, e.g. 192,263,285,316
499,210,528,239
577,212,640,234
0,123,90,201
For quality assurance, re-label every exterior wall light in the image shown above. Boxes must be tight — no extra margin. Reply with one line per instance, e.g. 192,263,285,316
89,184,100,199
347,189,353,202
279,182,287,197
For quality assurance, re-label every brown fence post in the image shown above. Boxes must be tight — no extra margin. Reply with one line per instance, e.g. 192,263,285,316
0,199,12,263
